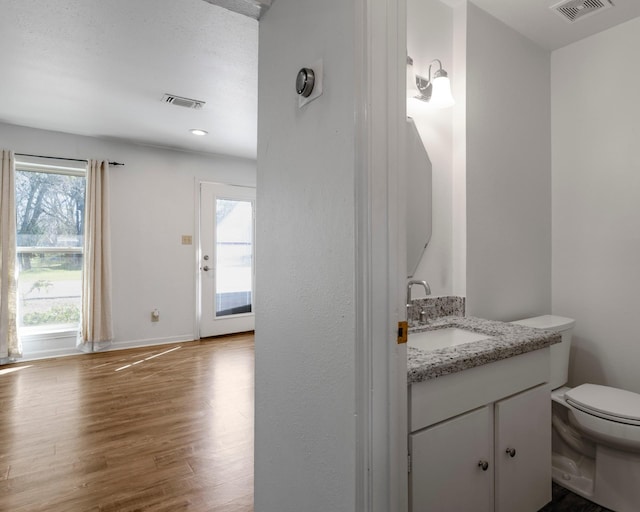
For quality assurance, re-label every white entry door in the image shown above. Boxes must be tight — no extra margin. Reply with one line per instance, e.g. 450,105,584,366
199,182,256,337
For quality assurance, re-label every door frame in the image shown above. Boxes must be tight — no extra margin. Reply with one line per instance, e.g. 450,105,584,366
354,0,407,510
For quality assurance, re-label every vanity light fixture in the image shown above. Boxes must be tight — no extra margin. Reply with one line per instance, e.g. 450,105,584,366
190,129,208,136
406,56,421,99
408,57,455,108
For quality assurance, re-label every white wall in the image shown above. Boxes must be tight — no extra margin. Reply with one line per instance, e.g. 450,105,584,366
452,1,468,297
0,122,255,358
465,3,552,321
552,17,640,393
407,0,455,296
255,0,359,510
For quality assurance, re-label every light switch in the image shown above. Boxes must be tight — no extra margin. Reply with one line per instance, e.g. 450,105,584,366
182,235,192,245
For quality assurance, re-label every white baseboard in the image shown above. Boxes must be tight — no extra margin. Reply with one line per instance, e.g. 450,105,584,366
110,334,196,351
19,333,196,362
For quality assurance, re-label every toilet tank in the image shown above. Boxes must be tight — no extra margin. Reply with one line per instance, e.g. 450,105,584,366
510,315,576,390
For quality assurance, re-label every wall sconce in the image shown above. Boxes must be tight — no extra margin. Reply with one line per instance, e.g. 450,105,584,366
406,56,421,99
407,57,455,108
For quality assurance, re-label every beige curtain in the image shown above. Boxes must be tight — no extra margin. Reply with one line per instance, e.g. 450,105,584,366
80,160,113,351
0,150,20,359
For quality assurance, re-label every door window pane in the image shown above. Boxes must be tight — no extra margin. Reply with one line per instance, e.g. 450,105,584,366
215,198,253,317
15,169,85,329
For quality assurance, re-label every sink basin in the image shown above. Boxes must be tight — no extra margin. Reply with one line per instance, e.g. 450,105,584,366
408,327,491,352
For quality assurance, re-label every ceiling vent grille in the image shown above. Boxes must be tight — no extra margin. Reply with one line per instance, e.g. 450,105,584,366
551,0,614,23
161,94,206,109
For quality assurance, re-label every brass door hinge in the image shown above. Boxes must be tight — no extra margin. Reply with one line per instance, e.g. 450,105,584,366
397,321,408,344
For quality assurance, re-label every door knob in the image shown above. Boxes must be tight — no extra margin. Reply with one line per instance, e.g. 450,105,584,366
506,447,516,458
478,460,489,471
203,265,210,272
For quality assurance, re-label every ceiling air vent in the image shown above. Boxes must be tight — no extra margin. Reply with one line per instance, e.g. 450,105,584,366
551,0,614,23
161,94,205,109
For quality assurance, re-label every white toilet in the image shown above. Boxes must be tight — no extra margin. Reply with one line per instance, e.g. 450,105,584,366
512,315,640,512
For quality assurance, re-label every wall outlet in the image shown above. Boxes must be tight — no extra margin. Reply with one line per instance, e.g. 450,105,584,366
151,309,160,322
181,235,192,245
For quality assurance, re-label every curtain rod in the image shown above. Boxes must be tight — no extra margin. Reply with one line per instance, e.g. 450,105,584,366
15,153,124,167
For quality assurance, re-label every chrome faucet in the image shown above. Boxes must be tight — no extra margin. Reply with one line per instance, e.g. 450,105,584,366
407,279,432,324
406,279,431,306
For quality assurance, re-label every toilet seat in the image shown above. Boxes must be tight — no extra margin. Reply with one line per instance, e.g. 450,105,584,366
565,384,640,426
564,384,640,453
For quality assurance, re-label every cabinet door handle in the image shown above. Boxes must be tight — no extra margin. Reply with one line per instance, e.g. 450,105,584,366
478,460,489,471
506,447,517,458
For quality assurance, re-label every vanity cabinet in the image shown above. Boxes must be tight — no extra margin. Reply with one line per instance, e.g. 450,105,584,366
410,406,493,512
494,384,551,512
408,348,552,512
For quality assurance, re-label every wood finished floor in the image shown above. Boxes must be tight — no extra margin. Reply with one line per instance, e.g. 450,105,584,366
1,334,615,512
0,334,254,512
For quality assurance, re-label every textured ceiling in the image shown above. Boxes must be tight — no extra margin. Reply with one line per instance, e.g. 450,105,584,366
0,0,258,159
1,0,639,161
470,0,640,50
202,0,272,20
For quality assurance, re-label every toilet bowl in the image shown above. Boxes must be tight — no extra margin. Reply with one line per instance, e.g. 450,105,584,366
512,315,640,512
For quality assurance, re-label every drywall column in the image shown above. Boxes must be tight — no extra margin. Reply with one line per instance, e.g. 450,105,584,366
465,4,552,321
552,17,640,393
255,1,358,510
256,0,407,508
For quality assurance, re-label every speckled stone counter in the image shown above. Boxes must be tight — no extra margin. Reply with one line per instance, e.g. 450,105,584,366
408,316,560,384
407,296,465,328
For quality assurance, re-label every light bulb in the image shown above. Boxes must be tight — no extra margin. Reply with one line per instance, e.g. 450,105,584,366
429,76,455,108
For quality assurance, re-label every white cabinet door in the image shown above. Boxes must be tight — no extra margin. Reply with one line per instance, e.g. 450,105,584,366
495,384,551,512
410,406,493,512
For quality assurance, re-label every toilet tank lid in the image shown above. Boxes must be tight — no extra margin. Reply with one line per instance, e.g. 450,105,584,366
566,384,640,423
511,315,575,332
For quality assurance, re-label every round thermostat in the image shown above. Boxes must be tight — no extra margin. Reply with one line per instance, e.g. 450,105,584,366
296,68,315,97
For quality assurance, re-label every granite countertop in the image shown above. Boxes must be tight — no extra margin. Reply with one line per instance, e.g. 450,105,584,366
408,316,560,384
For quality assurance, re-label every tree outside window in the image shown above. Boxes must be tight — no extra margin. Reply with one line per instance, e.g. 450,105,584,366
15,168,85,329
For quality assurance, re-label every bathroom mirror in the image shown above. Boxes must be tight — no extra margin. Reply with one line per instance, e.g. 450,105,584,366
406,118,432,277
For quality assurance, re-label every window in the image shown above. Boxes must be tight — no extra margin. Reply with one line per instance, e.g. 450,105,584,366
15,162,86,332
215,198,253,317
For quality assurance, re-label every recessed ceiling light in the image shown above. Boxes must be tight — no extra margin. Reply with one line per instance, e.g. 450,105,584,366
190,129,208,136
